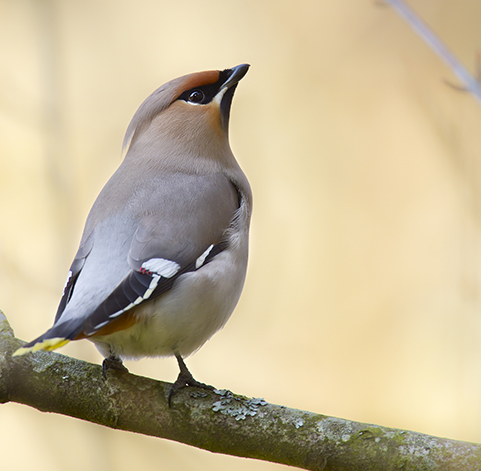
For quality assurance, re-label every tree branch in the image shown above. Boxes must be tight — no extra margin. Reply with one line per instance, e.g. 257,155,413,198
382,0,481,105
1,310,480,470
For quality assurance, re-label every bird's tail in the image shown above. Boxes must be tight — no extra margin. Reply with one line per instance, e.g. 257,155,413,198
12,318,84,357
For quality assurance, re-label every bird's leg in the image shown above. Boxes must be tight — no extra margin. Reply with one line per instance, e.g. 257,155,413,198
102,354,129,380
168,354,214,406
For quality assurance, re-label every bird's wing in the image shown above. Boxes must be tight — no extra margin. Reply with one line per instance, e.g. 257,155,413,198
78,231,230,338
14,173,239,354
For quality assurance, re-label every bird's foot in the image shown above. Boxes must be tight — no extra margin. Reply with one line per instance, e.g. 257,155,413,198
102,355,129,380
168,355,214,407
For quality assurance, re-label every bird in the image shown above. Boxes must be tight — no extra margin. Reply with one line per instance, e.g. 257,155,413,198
13,64,252,402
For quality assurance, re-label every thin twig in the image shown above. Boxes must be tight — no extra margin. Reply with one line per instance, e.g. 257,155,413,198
383,0,481,105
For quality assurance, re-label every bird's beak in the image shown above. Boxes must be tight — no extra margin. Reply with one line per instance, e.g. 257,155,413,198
221,64,250,91
216,63,250,131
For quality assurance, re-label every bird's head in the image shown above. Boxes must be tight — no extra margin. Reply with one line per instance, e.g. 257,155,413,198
123,64,250,172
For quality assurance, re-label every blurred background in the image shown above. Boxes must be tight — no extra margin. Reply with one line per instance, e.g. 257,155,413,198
1,0,481,469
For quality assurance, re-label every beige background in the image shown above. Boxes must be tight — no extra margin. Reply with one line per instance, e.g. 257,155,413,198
1,0,481,469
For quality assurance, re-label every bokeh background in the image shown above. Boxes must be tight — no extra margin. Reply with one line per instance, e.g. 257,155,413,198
2,0,481,469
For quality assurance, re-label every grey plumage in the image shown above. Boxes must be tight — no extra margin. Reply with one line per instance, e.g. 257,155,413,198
14,64,252,391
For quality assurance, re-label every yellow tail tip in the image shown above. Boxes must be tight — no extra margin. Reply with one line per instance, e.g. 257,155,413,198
12,347,31,357
12,338,70,357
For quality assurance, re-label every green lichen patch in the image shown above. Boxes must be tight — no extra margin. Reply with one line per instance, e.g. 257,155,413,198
212,389,267,421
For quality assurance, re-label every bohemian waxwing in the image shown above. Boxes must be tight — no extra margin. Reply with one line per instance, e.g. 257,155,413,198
14,64,252,401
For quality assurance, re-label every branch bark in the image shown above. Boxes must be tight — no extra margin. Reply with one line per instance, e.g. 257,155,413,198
1,310,480,470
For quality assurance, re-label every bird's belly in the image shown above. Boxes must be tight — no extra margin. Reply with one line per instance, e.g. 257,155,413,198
90,248,247,359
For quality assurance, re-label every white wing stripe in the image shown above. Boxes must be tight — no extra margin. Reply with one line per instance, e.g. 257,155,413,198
141,258,180,278
93,320,109,330
196,244,214,269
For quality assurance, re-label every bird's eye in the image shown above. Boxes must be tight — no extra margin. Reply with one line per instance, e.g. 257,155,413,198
188,90,205,103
